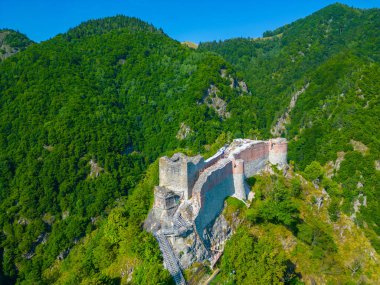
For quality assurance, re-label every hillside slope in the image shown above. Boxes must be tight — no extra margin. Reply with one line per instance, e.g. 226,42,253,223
0,29,33,60
212,167,380,284
199,3,379,132
199,3,380,255
0,16,254,284
0,4,379,284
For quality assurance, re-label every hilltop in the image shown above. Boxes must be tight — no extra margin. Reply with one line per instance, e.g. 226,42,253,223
0,15,253,284
0,29,33,60
181,41,198,49
0,3,379,284
200,2,380,258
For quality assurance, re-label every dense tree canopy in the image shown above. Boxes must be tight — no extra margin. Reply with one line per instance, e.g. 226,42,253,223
0,16,258,283
0,3,379,284
200,3,380,254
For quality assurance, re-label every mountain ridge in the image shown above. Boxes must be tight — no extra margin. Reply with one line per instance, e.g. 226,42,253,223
0,3,379,284
199,2,380,265
0,29,33,61
0,14,256,284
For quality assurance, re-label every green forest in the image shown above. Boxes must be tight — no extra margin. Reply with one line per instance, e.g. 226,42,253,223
200,1,380,261
0,3,379,284
0,29,33,60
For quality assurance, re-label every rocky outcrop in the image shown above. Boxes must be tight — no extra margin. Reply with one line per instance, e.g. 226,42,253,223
17,217,30,225
145,138,288,283
181,41,198,49
202,85,230,119
375,160,380,171
89,159,104,178
169,204,235,269
351,193,367,220
176,123,192,140
200,70,250,120
350,140,369,155
0,30,33,61
271,83,309,136
326,151,345,178
25,233,49,260
238,80,249,93
43,145,54,152
220,69,250,94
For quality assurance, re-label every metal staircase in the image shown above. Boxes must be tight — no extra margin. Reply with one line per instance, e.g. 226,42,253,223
160,214,192,237
154,232,186,285
176,214,191,228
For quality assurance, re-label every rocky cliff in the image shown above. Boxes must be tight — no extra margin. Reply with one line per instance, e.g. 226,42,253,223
145,138,287,283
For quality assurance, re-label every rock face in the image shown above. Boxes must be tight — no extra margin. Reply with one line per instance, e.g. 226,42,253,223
326,151,345,178
199,70,251,120
351,193,367,220
176,123,192,140
271,83,309,136
350,139,369,155
0,30,33,61
220,68,250,94
169,208,234,269
181,41,198,49
144,138,287,283
375,160,380,171
238,80,249,93
203,84,231,119
89,159,104,178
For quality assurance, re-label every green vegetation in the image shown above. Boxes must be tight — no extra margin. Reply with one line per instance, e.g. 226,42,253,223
0,29,33,60
0,3,379,284
200,3,380,255
0,16,251,283
213,167,380,284
45,161,172,284
2,30,33,49
218,228,287,285
200,4,379,133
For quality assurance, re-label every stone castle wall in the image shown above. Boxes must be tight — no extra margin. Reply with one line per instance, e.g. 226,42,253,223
232,159,248,200
192,158,234,233
188,138,286,239
149,139,287,239
268,138,287,166
145,138,288,279
159,154,188,193
157,139,287,222
231,141,269,177
159,154,205,200
158,138,287,204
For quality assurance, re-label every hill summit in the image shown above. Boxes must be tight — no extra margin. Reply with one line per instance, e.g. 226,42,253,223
0,29,33,60
0,3,379,284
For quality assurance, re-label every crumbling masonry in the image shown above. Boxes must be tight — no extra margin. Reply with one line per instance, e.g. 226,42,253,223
145,138,287,284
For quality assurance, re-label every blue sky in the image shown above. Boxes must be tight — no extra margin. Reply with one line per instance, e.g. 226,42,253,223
0,1,378,43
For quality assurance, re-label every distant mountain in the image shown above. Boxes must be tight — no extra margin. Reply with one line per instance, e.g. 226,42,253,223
0,29,33,60
181,41,198,49
200,2,380,260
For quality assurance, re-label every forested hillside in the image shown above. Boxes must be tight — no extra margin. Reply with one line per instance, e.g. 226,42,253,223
0,29,33,61
200,3,380,256
212,165,380,284
199,3,379,132
0,16,256,284
0,3,379,284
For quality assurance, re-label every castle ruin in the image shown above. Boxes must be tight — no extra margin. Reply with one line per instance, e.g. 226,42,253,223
145,138,287,284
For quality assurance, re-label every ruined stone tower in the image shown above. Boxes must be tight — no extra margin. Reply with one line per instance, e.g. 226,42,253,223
159,153,205,200
145,138,288,285
268,137,288,166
